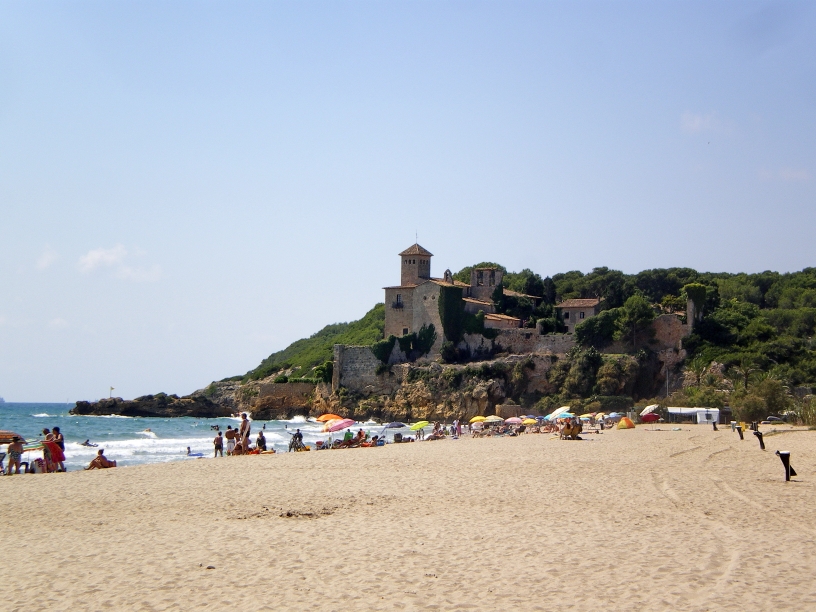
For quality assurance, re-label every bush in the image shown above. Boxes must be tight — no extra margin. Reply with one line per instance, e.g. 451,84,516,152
371,335,397,364
273,374,289,383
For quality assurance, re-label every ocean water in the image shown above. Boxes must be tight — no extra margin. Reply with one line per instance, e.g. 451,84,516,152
0,403,405,471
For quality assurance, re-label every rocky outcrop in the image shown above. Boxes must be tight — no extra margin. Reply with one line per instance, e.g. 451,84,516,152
71,394,231,418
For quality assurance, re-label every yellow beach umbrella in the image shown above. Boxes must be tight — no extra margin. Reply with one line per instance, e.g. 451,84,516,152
595,412,606,419
579,413,594,418
522,418,537,425
469,416,486,423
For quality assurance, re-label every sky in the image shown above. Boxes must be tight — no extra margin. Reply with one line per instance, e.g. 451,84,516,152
1,1,814,402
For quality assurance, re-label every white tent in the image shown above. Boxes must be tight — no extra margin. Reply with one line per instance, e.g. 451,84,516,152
668,407,719,424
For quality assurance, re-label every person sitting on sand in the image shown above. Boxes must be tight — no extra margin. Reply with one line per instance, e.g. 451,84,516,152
86,449,116,469
256,431,267,452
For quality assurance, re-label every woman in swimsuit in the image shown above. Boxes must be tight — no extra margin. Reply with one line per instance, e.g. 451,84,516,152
6,437,24,474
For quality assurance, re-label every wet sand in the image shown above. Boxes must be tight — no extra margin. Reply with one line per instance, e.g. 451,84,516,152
3,425,816,611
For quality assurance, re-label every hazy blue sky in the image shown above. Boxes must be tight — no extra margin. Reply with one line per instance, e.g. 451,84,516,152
1,1,814,402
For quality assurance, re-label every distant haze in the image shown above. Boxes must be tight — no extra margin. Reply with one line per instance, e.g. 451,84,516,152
1,2,814,402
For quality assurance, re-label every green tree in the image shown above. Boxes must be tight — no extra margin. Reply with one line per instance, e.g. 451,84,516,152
615,294,656,349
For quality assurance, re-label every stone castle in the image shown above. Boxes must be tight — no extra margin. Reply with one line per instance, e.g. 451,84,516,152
383,243,530,346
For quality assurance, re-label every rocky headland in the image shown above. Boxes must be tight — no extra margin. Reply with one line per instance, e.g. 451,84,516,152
72,348,680,422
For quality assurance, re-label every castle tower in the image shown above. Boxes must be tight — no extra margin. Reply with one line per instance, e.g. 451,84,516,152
399,243,433,286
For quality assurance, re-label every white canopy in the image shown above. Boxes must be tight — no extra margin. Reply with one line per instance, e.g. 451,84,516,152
668,407,719,424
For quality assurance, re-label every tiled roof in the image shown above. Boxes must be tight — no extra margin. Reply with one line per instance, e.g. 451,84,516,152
429,279,454,287
556,298,601,308
453,280,470,287
485,313,521,322
399,243,433,257
463,297,493,305
383,284,419,290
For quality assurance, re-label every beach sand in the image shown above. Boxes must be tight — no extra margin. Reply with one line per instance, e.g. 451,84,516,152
3,425,816,611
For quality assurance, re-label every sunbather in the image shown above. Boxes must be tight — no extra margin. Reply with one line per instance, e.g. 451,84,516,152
86,449,117,469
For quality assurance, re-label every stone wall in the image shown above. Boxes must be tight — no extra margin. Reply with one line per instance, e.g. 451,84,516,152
496,330,576,355
652,313,690,350
333,344,403,395
251,381,315,419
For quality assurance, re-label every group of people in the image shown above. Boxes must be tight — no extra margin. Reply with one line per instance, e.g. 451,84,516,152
4,427,67,475
212,413,276,457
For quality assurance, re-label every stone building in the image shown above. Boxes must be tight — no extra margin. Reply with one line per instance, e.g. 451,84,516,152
556,298,602,333
383,244,522,341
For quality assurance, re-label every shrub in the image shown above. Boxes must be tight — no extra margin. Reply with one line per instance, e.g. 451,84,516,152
371,335,397,364
273,374,289,384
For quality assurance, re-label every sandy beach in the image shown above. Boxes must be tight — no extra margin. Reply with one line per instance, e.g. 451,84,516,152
3,425,816,611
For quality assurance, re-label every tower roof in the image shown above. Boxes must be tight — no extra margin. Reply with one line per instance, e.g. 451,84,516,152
399,243,433,257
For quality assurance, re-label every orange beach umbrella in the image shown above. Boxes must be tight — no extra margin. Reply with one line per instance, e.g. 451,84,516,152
316,413,343,422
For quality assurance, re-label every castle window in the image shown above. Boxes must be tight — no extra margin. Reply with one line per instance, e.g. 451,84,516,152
403,328,409,335
396,294,402,304
579,311,585,319
489,270,495,286
564,311,570,320
477,270,484,286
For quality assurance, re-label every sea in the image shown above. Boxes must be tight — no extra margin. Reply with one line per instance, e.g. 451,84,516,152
0,403,402,471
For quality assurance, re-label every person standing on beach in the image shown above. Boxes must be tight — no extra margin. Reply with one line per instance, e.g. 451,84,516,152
213,431,223,457
225,426,236,455
239,413,251,452
51,426,67,472
6,436,24,474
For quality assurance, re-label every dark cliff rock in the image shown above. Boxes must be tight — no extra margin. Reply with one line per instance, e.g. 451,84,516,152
71,394,231,418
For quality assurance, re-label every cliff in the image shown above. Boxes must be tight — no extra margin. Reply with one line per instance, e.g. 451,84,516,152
71,394,231,418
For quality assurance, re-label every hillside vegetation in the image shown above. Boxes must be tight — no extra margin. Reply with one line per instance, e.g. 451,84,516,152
234,304,385,382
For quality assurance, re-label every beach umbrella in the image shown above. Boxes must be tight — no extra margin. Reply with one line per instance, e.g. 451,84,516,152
410,421,430,431
595,412,606,420
579,413,595,418
384,422,408,428
316,413,343,422
505,417,523,424
640,404,659,417
0,430,26,444
322,418,343,432
522,418,537,425
549,406,572,420
484,415,504,423
469,416,486,423
559,413,575,419
608,412,621,419
328,418,356,432
580,416,591,421
641,413,660,423
617,417,635,429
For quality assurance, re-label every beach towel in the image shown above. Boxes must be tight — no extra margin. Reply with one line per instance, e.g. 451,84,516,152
44,440,65,462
